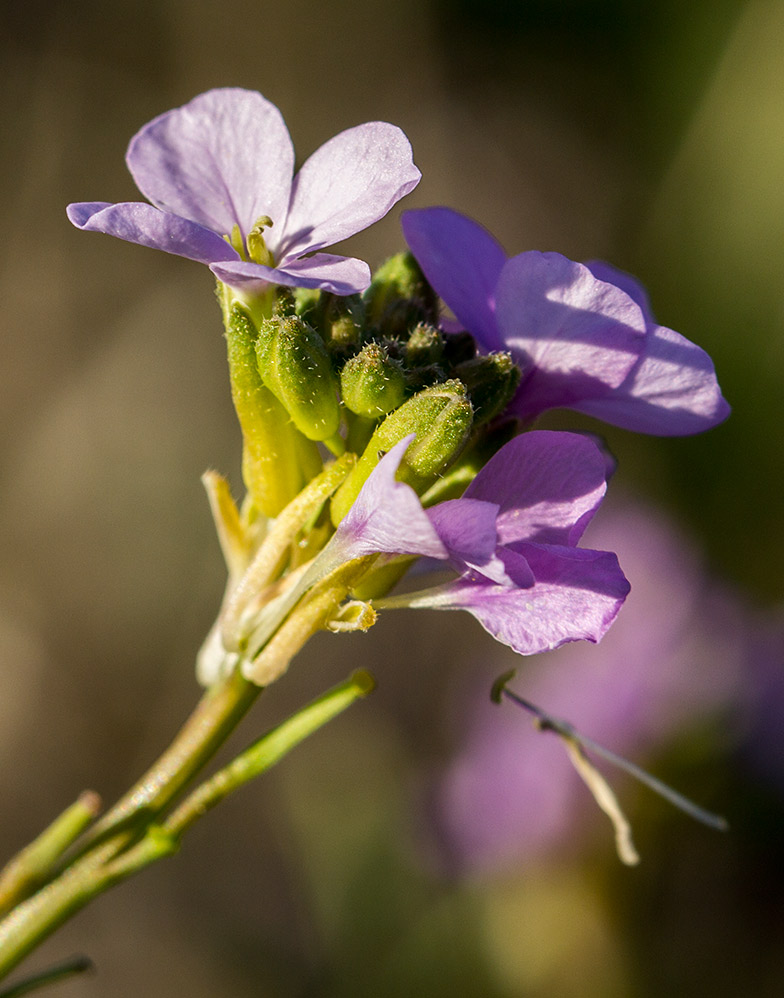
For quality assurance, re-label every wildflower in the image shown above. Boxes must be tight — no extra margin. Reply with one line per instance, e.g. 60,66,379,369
67,88,421,296
402,207,729,434
333,430,630,656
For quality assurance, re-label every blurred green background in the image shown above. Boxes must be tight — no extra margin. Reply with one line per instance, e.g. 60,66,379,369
1,0,782,995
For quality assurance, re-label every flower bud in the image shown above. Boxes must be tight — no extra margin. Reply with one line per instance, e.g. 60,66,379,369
455,351,521,424
255,314,341,442
340,342,407,418
315,293,365,359
363,252,437,330
405,322,444,367
331,380,473,523
294,287,321,322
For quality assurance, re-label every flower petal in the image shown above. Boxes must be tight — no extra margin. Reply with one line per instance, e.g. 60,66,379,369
404,542,629,656
402,207,507,350
126,88,295,237
495,252,647,419
575,262,731,435
277,122,421,261
66,201,239,264
211,252,371,296
464,432,609,547
334,436,447,560
427,498,512,582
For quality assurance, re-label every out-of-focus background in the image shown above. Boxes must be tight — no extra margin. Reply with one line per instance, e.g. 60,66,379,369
1,0,783,995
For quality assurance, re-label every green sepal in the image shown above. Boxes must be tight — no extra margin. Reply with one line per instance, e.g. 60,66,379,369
340,342,406,418
454,351,521,424
363,252,437,331
255,313,341,442
314,293,365,359
405,322,444,366
331,379,473,523
225,303,317,517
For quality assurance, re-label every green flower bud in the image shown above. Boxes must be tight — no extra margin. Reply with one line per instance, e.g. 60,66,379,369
405,322,444,367
331,379,473,523
455,351,521,424
255,314,341,443
340,342,407,418
315,293,365,359
294,287,321,322
363,252,437,329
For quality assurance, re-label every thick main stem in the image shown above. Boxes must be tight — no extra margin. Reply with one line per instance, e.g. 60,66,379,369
75,666,260,854
0,833,176,981
0,667,260,982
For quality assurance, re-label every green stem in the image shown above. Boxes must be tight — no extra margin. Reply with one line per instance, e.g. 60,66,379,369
164,670,375,840
0,794,101,918
0,670,373,982
74,666,260,855
0,831,176,982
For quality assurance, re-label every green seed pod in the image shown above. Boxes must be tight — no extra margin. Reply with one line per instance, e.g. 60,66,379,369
255,314,341,442
455,352,521,424
331,379,473,523
340,342,407,418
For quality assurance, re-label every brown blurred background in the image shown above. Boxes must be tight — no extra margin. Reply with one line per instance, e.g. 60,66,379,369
1,0,783,995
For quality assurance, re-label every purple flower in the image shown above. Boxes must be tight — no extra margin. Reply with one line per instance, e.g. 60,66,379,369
332,430,630,656
402,207,729,435
67,88,421,297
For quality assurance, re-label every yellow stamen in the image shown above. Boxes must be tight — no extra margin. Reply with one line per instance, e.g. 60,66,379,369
247,215,275,267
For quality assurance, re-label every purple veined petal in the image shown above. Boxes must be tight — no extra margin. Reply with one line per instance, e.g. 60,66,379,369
334,436,448,561
403,542,628,656
402,207,507,351
495,252,647,419
584,260,656,318
277,122,421,261
576,261,731,435
464,431,609,547
127,88,295,238
427,498,513,583
571,324,731,434
66,201,240,264
210,253,372,296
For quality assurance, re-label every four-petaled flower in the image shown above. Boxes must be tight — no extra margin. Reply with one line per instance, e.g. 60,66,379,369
67,88,421,297
402,207,729,435
330,430,630,656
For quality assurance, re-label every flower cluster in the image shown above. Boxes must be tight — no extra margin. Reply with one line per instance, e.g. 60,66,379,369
67,87,729,689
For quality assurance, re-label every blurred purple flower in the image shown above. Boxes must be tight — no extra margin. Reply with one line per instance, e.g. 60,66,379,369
68,88,421,297
402,207,729,435
430,501,746,873
332,430,629,657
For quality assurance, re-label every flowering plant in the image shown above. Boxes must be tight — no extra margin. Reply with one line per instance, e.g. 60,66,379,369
0,88,729,992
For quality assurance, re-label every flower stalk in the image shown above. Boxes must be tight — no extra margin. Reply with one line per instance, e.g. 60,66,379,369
0,669,374,983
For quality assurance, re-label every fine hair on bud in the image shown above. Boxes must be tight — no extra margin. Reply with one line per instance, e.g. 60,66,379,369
340,342,407,418
255,313,341,442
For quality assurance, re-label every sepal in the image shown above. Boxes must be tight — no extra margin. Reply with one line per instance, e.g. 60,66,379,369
255,313,341,442
331,379,473,522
